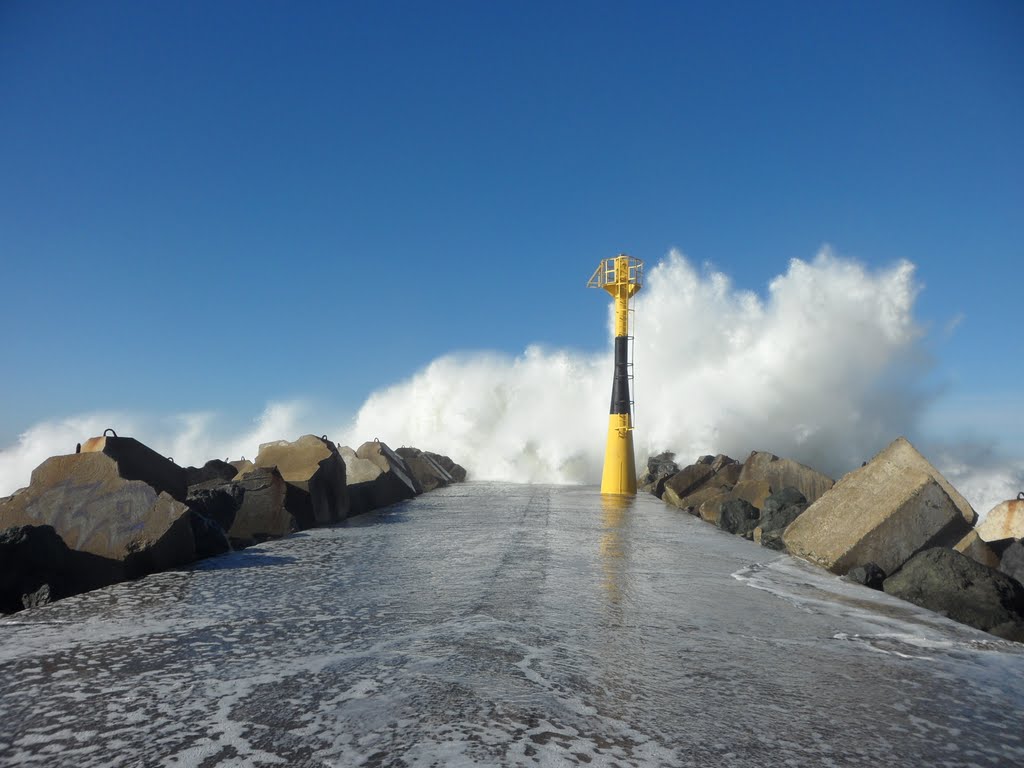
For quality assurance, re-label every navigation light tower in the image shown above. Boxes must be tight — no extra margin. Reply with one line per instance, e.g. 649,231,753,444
588,254,643,495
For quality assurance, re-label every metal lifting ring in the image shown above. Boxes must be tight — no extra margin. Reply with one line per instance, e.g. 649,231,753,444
1018,491,1024,501
103,428,117,437
321,434,328,441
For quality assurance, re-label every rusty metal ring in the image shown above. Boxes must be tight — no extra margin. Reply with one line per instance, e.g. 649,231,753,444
103,428,117,437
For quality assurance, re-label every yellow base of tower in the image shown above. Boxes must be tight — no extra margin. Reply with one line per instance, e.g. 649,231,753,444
600,413,637,495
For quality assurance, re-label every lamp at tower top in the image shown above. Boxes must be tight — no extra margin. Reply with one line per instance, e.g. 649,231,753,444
587,254,644,294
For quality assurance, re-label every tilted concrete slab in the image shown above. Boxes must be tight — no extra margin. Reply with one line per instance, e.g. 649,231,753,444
783,437,972,575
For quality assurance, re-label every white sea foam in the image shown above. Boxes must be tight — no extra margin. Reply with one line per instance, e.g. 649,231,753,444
0,248,1020,515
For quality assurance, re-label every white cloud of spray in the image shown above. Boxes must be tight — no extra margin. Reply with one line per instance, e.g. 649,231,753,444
344,248,928,482
1,248,1020,517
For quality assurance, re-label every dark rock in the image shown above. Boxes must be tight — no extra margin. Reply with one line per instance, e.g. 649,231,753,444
762,487,807,516
22,583,52,609
883,548,1024,638
425,451,467,483
759,529,788,552
1000,540,1024,587
188,510,231,559
186,487,242,533
758,502,808,534
185,459,238,489
638,452,679,497
846,562,887,590
718,499,760,536
0,525,70,614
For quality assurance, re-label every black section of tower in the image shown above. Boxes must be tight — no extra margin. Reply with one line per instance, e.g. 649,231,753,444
609,336,631,416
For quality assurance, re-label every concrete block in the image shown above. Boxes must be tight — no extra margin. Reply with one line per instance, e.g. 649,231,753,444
784,442,971,576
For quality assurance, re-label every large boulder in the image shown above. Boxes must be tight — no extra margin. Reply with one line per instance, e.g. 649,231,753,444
0,525,70,613
255,435,349,525
0,451,195,583
883,548,1024,640
977,495,1024,542
343,441,421,516
783,437,973,576
396,447,452,493
698,480,772,525
718,499,760,536
222,467,295,546
425,451,467,483
1000,540,1024,587
185,459,239,489
79,433,187,502
738,451,834,504
663,461,742,513
662,463,715,503
639,452,679,497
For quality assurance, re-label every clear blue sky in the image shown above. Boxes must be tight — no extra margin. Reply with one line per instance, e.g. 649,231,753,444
1,0,1021,447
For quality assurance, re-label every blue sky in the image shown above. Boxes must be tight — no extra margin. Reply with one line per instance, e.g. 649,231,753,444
1,0,1021,455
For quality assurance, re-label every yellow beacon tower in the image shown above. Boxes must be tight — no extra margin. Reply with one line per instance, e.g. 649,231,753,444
588,254,643,495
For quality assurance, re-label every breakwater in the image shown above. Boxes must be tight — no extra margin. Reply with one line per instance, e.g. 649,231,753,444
1,484,1023,766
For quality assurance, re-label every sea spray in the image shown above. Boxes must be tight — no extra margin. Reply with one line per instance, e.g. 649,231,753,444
2,248,1020,515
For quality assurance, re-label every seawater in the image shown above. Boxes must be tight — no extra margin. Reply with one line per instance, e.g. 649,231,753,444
1,484,1022,767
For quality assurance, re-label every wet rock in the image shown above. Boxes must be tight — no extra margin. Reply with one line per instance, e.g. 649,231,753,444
783,437,973,576
718,499,760,536
185,459,238,489
255,435,349,525
698,480,772,525
846,562,886,590
762,487,807,516
396,447,452,493
663,462,742,513
638,452,679,497
738,451,834,505
977,495,1024,543
0,452,195,582
188,510,231,559
883,548,1024,640
662,463,715,503
1000,540,1024,587
757,502,808,535
757,528,788,552
21,583,52,609
425,451,467,483
0,525,70,614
